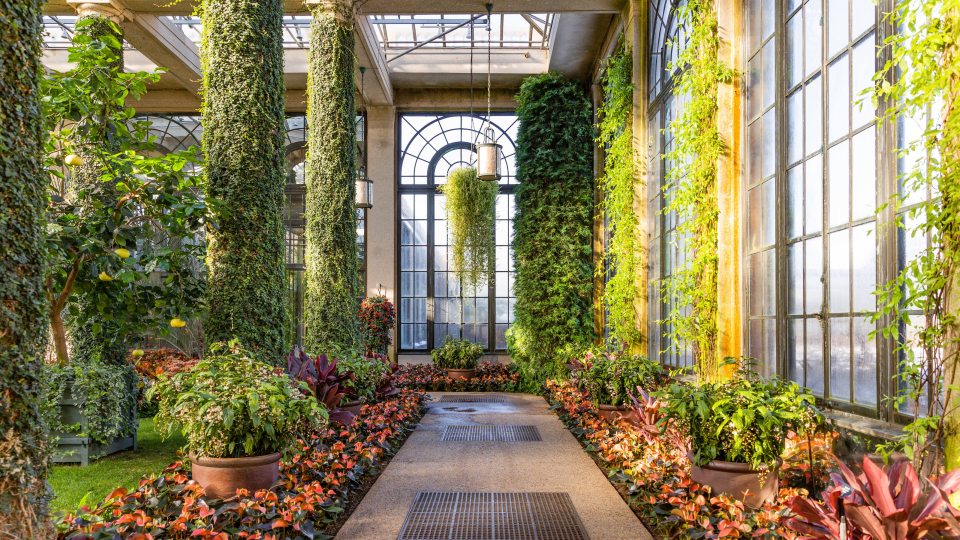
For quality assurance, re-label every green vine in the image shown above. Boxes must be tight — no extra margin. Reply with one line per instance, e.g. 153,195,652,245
303,1,362,356
199,0,289,362
510,73,596,390
661,0,733,381
0,0,52,534
440,167,498,289
873,1,960,474
597,44,640,348
41,362,138,446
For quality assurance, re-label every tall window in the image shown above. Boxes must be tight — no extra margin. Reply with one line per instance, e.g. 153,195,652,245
397,113,519,352
744,0,882,415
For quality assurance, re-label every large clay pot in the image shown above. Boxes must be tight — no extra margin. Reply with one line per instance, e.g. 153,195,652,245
341,400,364,415
445,368,476,380
190,452,280,499
689,454,780,507
596,403,630,424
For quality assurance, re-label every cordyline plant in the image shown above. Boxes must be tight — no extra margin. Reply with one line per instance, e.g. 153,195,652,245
42,17,206,365
286,346,356,426
786,456,960,540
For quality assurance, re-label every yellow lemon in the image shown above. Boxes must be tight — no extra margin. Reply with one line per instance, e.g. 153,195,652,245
64,154,84,167
131,349,145,358
170,318,187,328
114,248,131,259
98,271,113,281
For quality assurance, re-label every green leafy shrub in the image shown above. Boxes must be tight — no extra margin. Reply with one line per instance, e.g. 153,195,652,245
149,341,327,458
431,337,484,370
660,363,823,470
511,72,595,392
581,352,666,406
337,352,392,403
41,361,138,445
439,167,498,288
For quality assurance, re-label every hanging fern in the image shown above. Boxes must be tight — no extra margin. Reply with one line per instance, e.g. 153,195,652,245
440,167,498,289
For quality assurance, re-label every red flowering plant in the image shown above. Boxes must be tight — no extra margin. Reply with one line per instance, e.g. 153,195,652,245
358,295,396,357
394,362,520,392
547,379,820,539
130,348,199,416
58,390,426,539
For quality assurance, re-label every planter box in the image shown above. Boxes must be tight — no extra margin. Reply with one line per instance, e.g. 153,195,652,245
52,379,138,466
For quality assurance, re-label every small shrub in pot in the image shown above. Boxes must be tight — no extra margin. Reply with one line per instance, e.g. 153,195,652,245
431,337,484,379
150,341,327,498
581,352,665,422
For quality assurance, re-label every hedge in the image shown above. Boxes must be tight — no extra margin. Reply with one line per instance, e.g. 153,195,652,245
200,0,289,362
509,73,596,390
0,0,52,535
303,1,362,355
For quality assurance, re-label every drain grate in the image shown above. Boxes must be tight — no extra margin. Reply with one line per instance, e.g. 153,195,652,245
397,492,589,540
438,395,506,403
442,425,541,442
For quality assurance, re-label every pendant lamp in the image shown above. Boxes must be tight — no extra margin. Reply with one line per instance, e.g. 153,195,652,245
476,3,502,182
355,66,374,208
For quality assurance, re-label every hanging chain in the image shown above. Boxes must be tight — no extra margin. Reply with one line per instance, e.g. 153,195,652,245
469,25,474,124
486,15,492,126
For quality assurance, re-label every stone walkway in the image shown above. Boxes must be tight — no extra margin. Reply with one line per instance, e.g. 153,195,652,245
335,392,652,540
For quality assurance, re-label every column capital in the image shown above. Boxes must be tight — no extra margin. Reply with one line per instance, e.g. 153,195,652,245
304,0,356,23
67,0,131,23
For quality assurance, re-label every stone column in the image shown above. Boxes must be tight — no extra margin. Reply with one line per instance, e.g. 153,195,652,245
202,0,289,361
365,105,398,360
303,0,362,355
630,0,651,355
0,1,52,534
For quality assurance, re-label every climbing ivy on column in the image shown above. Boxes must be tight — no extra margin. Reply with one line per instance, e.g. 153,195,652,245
0,0,52,535
200,0,289,362
873,0,960,474
303,0,361,355
597,45,641,348
509,73,595,390
661,0,733,382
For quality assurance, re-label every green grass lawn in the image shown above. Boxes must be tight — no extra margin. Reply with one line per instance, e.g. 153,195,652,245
49,417,185,516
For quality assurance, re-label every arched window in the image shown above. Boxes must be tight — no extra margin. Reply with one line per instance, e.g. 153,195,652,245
397,113,519,352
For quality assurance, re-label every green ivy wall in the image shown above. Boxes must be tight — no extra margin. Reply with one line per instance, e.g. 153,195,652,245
303,1,362,355
0,0,52,534
201,0,289,362
510,73,596,388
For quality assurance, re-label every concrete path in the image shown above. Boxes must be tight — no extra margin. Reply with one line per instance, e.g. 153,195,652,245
335,392,652,540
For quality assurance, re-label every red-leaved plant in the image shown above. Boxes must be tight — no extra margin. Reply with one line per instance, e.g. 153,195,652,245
286,346,356,426
786,456,960,539
359,295,396,357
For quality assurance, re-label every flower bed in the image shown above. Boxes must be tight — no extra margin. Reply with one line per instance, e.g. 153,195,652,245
132,349,199,381
59,390,426,539
394,362,520,392
547,379,815,539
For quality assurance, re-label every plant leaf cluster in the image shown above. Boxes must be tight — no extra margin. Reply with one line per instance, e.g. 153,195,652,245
581,352,666,406
430,336,484,370
439,167,498,289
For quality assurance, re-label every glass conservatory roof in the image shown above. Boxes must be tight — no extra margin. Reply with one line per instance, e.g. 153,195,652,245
368,13,554,52
42,16,135,49
170,16,313,49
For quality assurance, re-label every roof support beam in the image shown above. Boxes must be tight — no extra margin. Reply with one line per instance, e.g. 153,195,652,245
121,14,201,95
355,15,394,105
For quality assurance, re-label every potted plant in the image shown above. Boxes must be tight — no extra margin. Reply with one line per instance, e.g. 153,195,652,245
431,336,483,380
285,346,356,426
359,294,396,358
337,351,392,414
150,341,327,499
582,352,666,423
660,365,822,507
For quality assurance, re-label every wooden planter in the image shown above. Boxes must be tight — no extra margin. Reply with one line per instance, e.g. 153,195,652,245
596,403,630,424
688,454,780,507
53,379,138,466
190,452,280,499
444,368,476,380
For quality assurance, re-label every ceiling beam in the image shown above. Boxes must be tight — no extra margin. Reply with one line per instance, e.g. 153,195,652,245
547,13,614,80
355,15,394,105
45,0,624,15
122,14,201,95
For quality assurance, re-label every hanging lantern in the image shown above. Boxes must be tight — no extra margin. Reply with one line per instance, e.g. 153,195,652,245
355,166,373,209
475,125,502,181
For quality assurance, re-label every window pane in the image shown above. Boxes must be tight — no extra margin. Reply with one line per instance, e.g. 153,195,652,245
851,34,876,128
827,0,849,58
828,54,850,143
805,236,823,314
830,317,852,401
806,318,825,395
851,0,874,38
851,223,876,312
787,164,803,239
829,228,851,312
787,90,803,164
789,319,804,383
788,242,803,314
850,126,876,220
805,154,823,234
853,316,877,405
762,39,776,109
805,0,823,78
828,140,850,227
805,77,823,155
787,13,803,88
762,108,776,179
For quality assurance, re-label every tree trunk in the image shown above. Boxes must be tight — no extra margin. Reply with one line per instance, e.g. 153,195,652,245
201,0,289,362
303,0,362,355
51,306,70,367
0,0,53,535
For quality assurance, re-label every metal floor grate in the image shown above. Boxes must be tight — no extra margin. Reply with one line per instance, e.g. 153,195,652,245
442,425,542,442
397,492,589,540
438,395,506,403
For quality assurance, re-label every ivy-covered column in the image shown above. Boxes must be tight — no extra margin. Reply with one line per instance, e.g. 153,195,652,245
303,0,361,355
201,0,289,361
66,3,129,366
511,73,595,389
0,0,52,534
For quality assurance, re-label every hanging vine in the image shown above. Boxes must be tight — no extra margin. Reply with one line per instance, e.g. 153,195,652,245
597,44,640,348
661,0,733,381
873,0,960,474
440,167,498,289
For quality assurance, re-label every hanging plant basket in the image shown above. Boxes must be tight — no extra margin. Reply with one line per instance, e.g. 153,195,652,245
439,167,498,288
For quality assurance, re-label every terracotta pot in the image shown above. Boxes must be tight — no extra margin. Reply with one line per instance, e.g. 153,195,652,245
190,452,280,499
341,400,364,415
596,403,630,423
445,368,476,380
688,454,780,507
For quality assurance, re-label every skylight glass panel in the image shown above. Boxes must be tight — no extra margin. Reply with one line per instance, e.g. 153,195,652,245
368,13,553,51
168,15,314,49
42,16,135,50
